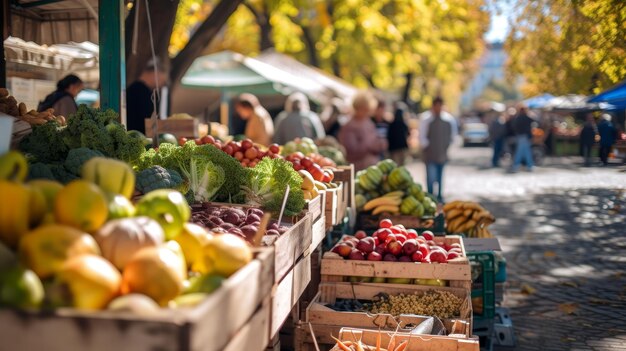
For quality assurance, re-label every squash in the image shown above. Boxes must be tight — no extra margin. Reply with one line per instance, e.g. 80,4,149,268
94,217,164,270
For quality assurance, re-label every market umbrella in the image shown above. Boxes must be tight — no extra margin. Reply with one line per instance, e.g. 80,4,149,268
588,80,626,108
523,94,555,109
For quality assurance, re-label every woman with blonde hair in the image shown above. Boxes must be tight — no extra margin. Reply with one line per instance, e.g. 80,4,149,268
338,92,388,171
234,93,274,146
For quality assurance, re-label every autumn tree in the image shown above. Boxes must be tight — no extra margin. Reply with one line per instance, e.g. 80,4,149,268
506,0,626,97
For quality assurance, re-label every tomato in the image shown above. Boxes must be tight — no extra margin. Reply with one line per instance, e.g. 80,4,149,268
178,137,188,145
301,157,313,168
222,145,234,156
241,159,250,167
379,219,393,229
257,150,266,159
249,161,257,168
214,141,222,150
194,139,203,145
241,139,253,150
244,147,258,160
234,151,244,161
309,164,324,181
201,135,215,145
269,144,280,154
293,152,305,159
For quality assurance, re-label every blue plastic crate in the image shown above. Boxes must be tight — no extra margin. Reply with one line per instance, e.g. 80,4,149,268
468,251,496,321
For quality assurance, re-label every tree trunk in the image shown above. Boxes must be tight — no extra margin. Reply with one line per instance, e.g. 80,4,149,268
169,0,245,90
244,2,274,51
402,72,413,103
125,0,180,84
301,25,319,67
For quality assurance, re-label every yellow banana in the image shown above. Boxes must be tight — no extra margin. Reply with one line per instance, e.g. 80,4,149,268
372,205,400,215
364,196,402,211
445,208,464,221
458,219,477,234
0,180,32,249
462,202,483,211
383,191,405,198
463,209,474,218
447,216,466,233
443,200,463,212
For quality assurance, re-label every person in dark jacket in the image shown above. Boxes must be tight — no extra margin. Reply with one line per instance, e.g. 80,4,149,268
579,113,597,167
387,102,410,165
489,113,507,167
126,59,168,134
510,104,535,172
597,114,616,166
38,74,83,117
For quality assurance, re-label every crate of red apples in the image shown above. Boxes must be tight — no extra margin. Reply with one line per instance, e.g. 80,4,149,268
322,219,471,290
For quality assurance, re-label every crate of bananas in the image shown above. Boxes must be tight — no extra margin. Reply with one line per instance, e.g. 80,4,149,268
444,201,495,238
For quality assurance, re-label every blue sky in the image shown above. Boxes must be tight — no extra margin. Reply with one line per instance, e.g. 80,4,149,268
485,2,514,43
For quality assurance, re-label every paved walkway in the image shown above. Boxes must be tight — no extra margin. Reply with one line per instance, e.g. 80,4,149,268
407,144,626,350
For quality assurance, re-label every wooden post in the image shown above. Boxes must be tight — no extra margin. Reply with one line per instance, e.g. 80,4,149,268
0,0,9,88
99,0,125,122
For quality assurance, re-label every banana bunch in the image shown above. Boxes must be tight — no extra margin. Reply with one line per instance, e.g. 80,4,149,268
444,201,495,238
362,191,403,215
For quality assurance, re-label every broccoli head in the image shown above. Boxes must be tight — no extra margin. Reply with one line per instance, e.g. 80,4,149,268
136,166,186,194
27,163,56,181
64,148,104,176
19,121,68,163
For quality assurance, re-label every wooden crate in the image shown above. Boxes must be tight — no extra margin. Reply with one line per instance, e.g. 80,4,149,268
338,328,480,351
0,248,274,351
304,193,324,222
311,215,326,253
324,183,344,229
264,213,313,284
333,165,355,210
271,253,312,338
356,213,436,231
223,298,271,351
321,235,471,291
144,118,199,138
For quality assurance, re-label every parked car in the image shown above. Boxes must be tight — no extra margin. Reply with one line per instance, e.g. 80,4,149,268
462,122,490,146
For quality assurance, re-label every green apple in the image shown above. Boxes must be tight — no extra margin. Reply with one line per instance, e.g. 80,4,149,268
185,274,225,294
136,189,190,240
0,266,44,308
371,277,387,283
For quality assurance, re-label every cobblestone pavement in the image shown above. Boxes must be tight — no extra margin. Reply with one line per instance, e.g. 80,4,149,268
407,144,626,351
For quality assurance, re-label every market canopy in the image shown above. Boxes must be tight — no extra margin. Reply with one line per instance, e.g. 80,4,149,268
523,94,555,109
181,51,327,102
4,37,99,74
544,94,588,111
588,80,626,110
256,49,358,103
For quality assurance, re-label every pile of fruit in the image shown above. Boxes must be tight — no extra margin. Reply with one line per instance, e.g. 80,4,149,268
281,137,318,156
285,152,335,183
444,201,495,238
0,151,254,312
367,290,463,319
190,204,289,243
330,219,464,265
355,160,437,217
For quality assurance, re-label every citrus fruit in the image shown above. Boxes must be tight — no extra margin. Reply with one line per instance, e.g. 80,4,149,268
54,180,108,232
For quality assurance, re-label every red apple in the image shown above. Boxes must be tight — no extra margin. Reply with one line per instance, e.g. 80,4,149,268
411,251,424,262
395,234,407,244
222,145,234,156
426,240,437,247
422,231,435,241
374,244,386,255
447,251,461,260
241,139,253,150
449,243,462,250
349,250,366,260
356,238,375,254
376,228,392,242
385,234,397,244
301,157,313,168
322,172,332,183
416,237,426,244
418,244,430,257
334,243,352,258
344,241,355,248
386,241,403,256
309,164,325,181
398,255,412,262
403,239,419,256
269,144,280,154
379,219,393,228
390,226,402,234
406,229,418,239
229,142,241,153
354,230,367,239
367,252,383,261
449,248,463,255
428,250,448,263
383,253,398,262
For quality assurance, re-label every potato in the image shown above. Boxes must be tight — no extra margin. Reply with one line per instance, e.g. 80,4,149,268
18,102,27,116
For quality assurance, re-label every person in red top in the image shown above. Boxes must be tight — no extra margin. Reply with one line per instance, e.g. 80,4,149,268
338,92,388,171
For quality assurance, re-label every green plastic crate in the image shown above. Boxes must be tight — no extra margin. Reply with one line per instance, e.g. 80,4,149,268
468,251,496,320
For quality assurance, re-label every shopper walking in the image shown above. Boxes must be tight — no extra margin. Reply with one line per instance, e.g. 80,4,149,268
320,98,348,138
234,93,274,146
387,102,410,166
597,114,616,166
419,97,457,202
579,113,597,167
510,105,535,172
338,92,388,171
489,113,507,167
38,74,84,117
273,92,325,145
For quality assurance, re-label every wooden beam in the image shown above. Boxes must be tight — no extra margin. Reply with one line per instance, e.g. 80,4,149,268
1,0,9,87
99,0,125,120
